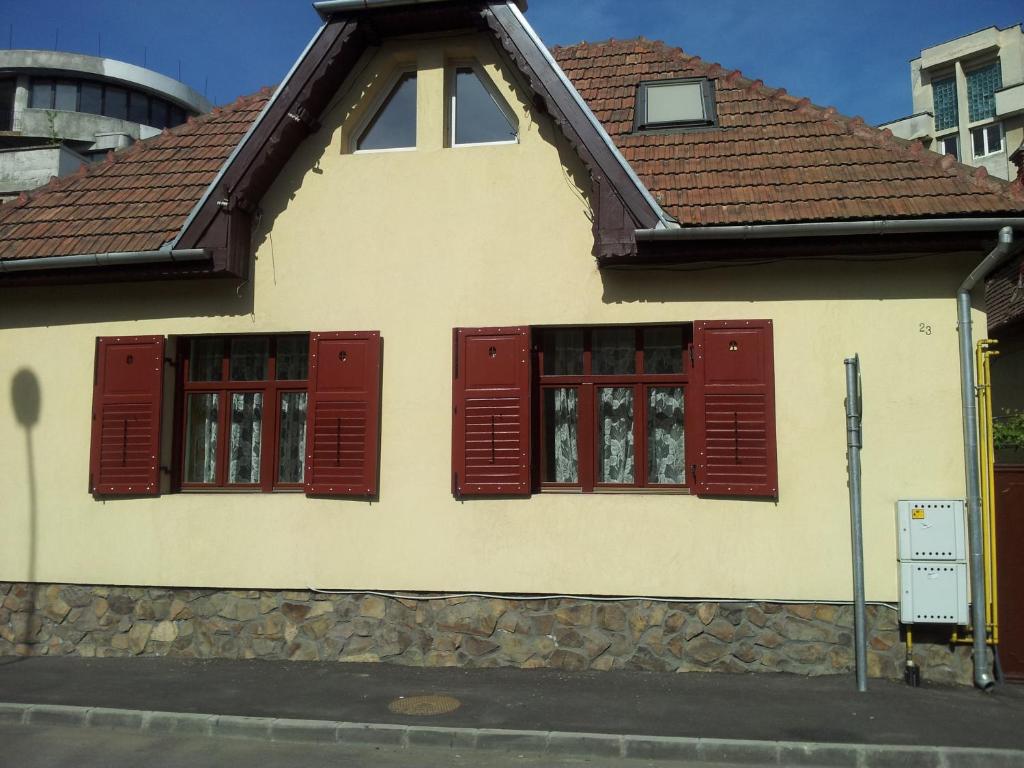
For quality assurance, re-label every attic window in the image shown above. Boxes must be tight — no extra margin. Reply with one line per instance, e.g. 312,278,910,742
356,72,417,152
449,65,517,146
634,78,716,131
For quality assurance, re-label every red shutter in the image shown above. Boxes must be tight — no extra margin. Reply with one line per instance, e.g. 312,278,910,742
690,320,777,498
89,336,165,496
452,327,531,497
304,331,381,497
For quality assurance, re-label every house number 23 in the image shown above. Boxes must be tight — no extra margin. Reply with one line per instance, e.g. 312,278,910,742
919,322,932,336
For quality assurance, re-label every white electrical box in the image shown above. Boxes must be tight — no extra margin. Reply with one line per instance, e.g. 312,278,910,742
896,499,966,561
899,562,969,625
896,499,969,625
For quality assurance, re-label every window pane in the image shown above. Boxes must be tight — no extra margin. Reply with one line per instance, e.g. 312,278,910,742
0,78,14,131
278,392,308,484
128,91,149,124
454,67,516,145
973,127,986,157
542,329,583,375
30,79,53,109
644,327,683,374
189,338,223,381
54,81,77,111
230,337,268,381
104,87,127,120
598,387,634,483
149,99,168,129
932,77,958,131
184,393,218,483
169,106,186,127
79,82,103,115
277,336,309,380
543,388,578,483
939,135,958,159
646,81,705,125
648,387,685,484
986,124,1002,153
592,328,635,374
966,61,1002,122
357,72,417,151
228,393,262,484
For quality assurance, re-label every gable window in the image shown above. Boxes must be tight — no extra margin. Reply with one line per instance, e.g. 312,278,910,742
936,134,959,160
356,71,417,152
966,61,1002,123
972,123,1003,158
931,76,958,131
634,78,716,131
449,65,517,146
451,321,777,499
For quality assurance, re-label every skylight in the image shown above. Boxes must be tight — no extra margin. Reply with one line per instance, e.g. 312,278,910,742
635,78,716,131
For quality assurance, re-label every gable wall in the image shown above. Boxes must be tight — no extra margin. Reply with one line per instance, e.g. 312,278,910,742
0,34,985,603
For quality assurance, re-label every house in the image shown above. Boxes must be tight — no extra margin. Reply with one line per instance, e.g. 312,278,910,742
3,0,1024,686
880,24,1024,181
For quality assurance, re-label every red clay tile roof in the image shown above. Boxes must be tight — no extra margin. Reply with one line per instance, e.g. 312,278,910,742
0,90,269,261
4,37,1024,265
552,38,1024,226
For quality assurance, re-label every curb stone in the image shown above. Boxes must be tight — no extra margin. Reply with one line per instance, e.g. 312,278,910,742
1,702,1022,767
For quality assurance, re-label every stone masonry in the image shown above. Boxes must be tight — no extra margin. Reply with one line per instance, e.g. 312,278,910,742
0,583,973,685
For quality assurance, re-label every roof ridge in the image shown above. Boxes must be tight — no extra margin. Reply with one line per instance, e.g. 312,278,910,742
556,37,1024,202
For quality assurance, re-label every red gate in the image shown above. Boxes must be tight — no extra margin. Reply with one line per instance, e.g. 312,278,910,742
996,465,1024,681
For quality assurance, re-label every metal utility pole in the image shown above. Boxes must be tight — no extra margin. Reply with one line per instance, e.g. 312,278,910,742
845,355,868,692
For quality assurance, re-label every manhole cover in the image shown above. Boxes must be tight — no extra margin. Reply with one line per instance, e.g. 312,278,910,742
387,694,462,716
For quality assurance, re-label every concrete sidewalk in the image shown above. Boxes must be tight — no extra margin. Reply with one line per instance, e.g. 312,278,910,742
1,656,1023,765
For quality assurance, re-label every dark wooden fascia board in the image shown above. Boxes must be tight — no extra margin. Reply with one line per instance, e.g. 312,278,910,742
482,3,661,259
608,230,1001,268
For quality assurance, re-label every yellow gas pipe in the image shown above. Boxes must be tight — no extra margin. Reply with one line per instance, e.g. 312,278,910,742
951,339,1000,646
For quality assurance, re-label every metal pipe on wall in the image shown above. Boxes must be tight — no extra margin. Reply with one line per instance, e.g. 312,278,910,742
845,355,868,692
957,225,1014,690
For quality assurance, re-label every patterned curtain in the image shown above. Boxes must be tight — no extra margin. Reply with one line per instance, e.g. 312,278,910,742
278,392,307,483
185,393,218,483
648,387,684,484
550,388,579,483
228,393,262,483
598,387,634,483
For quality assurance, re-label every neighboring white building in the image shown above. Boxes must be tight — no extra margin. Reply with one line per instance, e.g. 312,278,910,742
0,49,211,198
880,24,1024,181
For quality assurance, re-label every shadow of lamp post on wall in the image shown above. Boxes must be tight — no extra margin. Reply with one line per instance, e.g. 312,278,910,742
10,368,41,656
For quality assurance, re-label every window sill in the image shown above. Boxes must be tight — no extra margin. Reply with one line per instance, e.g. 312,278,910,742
177,487,305,494
541,486,692,495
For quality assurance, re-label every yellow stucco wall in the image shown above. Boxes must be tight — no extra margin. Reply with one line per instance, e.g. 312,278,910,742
0,36,985,601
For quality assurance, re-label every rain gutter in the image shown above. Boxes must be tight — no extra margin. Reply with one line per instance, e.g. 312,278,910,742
635,217,1024,241
313,0,528,20
0,248,209,273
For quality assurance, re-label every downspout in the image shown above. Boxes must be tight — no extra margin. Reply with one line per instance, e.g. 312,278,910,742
958,225,1014,690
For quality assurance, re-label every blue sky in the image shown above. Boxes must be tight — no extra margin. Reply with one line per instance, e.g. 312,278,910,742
1,0,1020,125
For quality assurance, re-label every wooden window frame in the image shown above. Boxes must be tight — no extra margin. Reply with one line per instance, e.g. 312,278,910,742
536,325,692,494
176,334,309,493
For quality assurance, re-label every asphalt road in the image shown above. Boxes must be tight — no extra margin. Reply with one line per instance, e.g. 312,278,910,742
0,723,739,768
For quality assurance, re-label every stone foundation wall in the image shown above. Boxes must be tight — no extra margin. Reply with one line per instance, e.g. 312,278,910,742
0,583,973,685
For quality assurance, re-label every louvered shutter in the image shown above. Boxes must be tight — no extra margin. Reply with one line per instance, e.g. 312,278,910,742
89,336,165,496
452,327,531,497
690,320,777,498
304,331,381,497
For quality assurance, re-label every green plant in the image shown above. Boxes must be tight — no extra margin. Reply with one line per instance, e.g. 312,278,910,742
993,409,1024,450
44,110,59,145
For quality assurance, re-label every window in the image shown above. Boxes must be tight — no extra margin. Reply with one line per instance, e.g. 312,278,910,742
931,76,958,131
452,321,777,499
89,332,382,497
79,82,103,115
104,86,128,120
966,61,1002,123
538,326,689,490
0,78,14,131
54,81,78,111
634,78,716,131
449,65,517,146
972,123,1003,158
356,72,417,152
30,79,54,109
937,134,959,160
128,91,149,124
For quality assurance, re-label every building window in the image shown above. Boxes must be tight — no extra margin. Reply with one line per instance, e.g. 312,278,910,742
0,78,14,131
538,326,689,491
634,78,716,131
54,81,78,111
931,76,958,131
966,61,1002,123
27,76,191,128
180,335,310,491
356,71,417,152
972,123,1003,158
448,65,517,146
937,134,959,160
29,79,54,109
79,82,103,115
